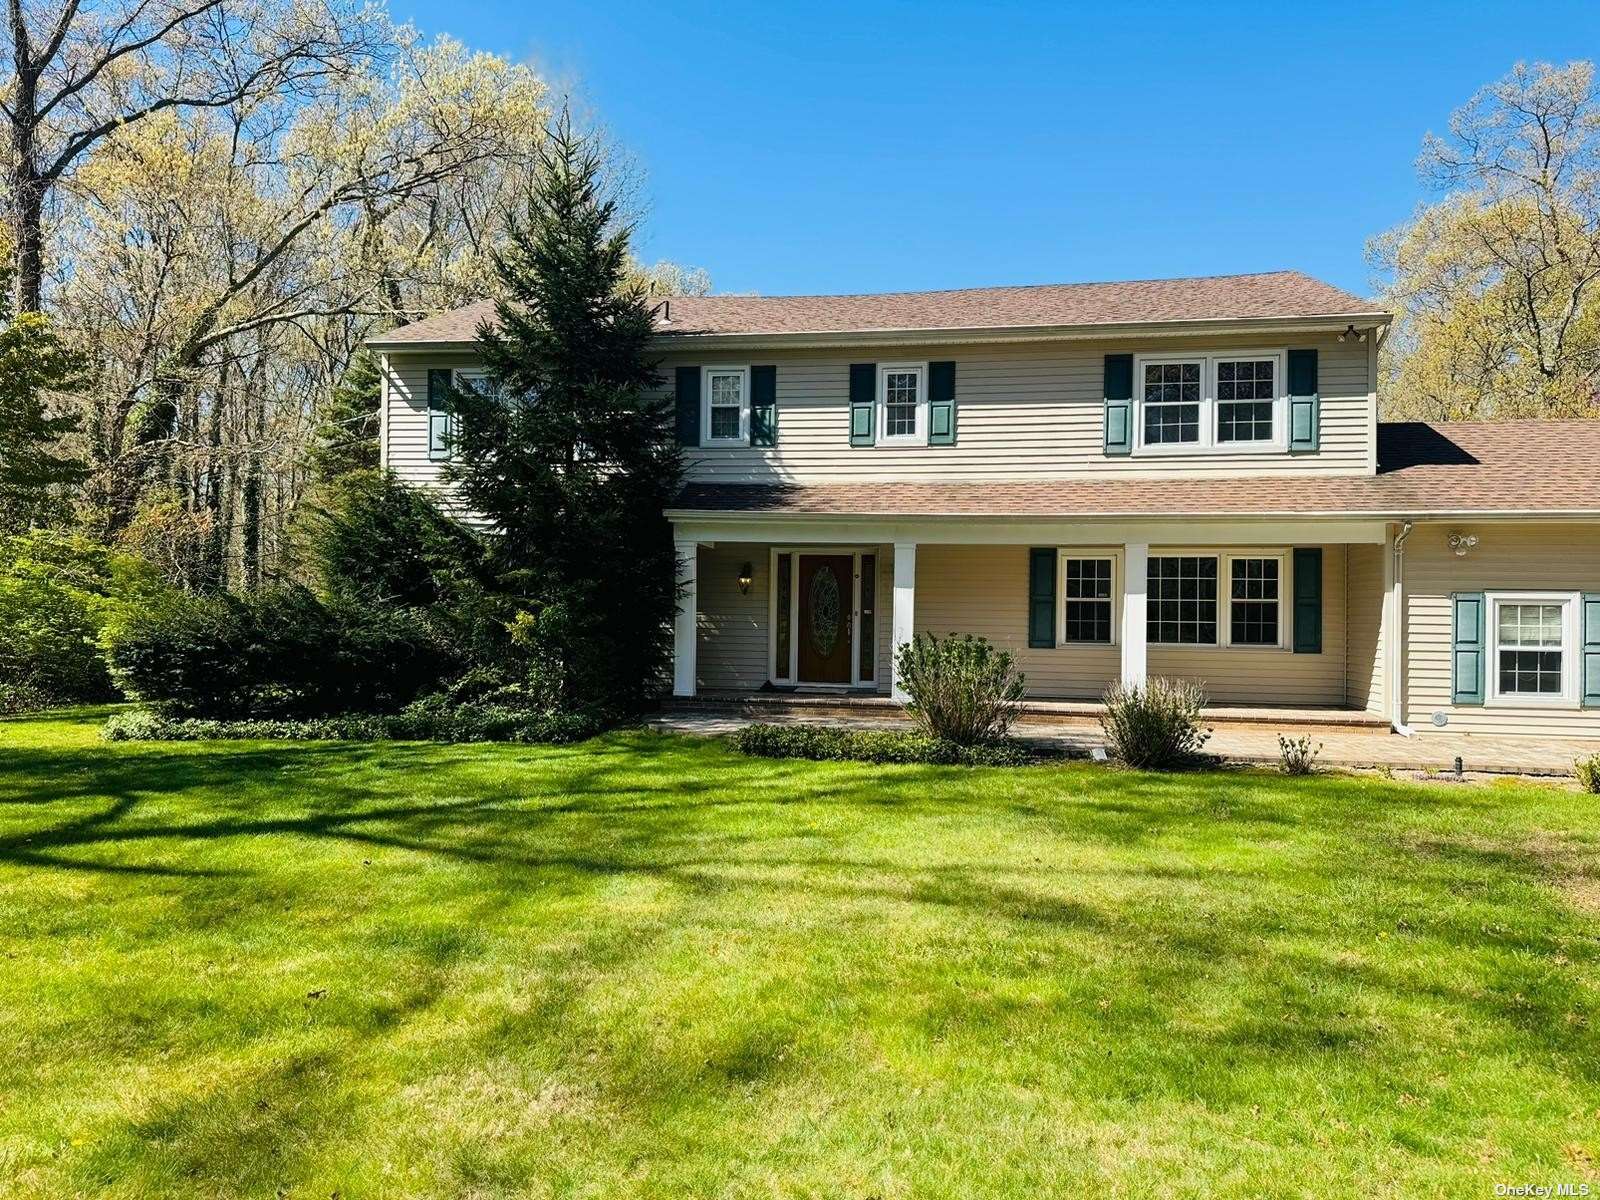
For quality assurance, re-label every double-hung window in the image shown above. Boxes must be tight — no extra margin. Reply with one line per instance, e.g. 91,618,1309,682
1147,556,1218,645
878,364,927,444
1215,358,1277,443
1226,555,1283,647
1135,351,1286,452
1489,594,1578,703
1062,556,1116,644
703,367,749,445
427,368,454,461
1141,359,1203,446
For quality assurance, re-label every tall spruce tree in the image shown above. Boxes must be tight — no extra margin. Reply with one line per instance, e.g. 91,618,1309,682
309,350,384,482
0,269,85,532
447,114,681,713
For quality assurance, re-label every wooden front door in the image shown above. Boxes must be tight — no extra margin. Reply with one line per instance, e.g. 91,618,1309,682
797,554,854,683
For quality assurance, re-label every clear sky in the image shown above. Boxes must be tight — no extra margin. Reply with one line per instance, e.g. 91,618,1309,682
389,0,1600,299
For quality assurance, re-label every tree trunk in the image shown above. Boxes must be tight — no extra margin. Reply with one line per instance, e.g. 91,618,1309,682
7,0,45,314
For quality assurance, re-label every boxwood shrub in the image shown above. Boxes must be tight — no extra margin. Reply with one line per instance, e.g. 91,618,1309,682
731,722,1033,767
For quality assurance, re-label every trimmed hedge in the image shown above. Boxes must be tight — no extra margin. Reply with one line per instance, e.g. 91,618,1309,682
102,703,603,745
731,722,1033,767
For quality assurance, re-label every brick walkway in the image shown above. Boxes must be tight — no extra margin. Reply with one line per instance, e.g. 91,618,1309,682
648,709,1597,778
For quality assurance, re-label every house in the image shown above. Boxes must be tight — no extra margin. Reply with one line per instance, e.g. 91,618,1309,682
368,270,1600,741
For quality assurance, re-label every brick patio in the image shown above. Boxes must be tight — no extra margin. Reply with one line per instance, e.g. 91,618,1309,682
650,701,1596,778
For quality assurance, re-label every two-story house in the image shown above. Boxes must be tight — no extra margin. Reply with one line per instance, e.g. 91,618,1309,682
370,270,1600,742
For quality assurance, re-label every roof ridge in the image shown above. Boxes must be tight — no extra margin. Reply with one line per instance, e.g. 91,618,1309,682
670,269,1316,304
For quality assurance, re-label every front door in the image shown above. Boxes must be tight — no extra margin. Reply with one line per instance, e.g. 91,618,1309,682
797,554,854,684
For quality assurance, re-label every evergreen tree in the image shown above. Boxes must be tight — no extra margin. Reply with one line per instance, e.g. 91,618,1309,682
447,114,681,714
309,349,384,481
0,271,85,532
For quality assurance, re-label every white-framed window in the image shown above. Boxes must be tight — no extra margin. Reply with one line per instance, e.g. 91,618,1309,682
1140,357,1204,447
1215,356,1279,444
1061,554,1118,645
1134,350,1287,454
1147,555,1219,645
702,366,749,445
1488,592,1580,705
878,363,927,445
1224,553,1286,648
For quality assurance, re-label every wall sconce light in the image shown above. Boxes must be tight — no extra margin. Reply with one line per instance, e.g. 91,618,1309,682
1448,532,1479,557
1337,324,1368,343
738,562,753,594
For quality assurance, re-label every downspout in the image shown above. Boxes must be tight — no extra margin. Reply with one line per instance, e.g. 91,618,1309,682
1391,520,1415,735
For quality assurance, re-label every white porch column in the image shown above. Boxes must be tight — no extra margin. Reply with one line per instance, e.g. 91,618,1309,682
890,542,917,702
672,538,698,697
1120,542,1148,689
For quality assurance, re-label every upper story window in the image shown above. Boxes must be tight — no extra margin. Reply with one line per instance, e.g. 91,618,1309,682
879,364,927,444
703,366,749,445
1135,351,1287,454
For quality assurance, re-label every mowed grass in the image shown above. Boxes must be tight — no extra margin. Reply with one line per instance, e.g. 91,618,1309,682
0,712,1597,1198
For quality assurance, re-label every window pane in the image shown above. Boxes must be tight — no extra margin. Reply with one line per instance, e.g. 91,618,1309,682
711,407,740,439
1143,362,1204,445
1499,649,1563,695
709,372,743,440
885,371,919,437
1147,556,1218,644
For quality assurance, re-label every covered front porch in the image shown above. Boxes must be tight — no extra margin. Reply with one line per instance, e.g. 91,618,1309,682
668,513,1400,728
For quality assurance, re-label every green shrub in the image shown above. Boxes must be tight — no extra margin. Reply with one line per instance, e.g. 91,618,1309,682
1576,753,1600,794
106,586,462,717
893,633,1026,745
1099,677,1212,769
103,702,602,744
732,722,1032,767
1277,734,1322,776
0,530,167,709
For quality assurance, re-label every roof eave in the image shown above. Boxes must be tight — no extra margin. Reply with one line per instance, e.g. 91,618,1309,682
367,310,1393,353
663,506,1600,522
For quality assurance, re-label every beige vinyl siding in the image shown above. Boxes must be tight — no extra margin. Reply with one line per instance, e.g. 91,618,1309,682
665,330,1371,484
695,544,769,690
380,351,485,518
914,544,1117,699
1345,541,1386,713
385,332,1375,495
695,544,892,692
1404,522,1600,738
914,544,1349,704
1147,546,1347,706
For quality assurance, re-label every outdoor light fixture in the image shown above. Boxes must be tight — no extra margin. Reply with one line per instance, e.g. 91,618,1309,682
738,561,753,594
1448,532,1479,557
1337,324,1368,343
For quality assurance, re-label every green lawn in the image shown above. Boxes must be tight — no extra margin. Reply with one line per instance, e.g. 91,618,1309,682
0,712,1596,1198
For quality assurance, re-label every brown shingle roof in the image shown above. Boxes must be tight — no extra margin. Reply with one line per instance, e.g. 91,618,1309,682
369,270,1386,346
669,422,1600,519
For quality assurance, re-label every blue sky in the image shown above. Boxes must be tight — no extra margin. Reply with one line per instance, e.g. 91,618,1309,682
392,0,1600,299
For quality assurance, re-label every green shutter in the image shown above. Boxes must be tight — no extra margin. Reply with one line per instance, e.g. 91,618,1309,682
929,360,956,445
1028,547,1057,648
675,366,700,447
1583,594,1600,708
1451,592,1486,705
751,365,777,446
1287,348,1319,453
427,369,452,460
1292,547,1323,654
1103,353,1133,456
849,363,875,446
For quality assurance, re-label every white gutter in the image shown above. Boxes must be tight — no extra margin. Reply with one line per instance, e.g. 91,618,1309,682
664,506,1600,523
